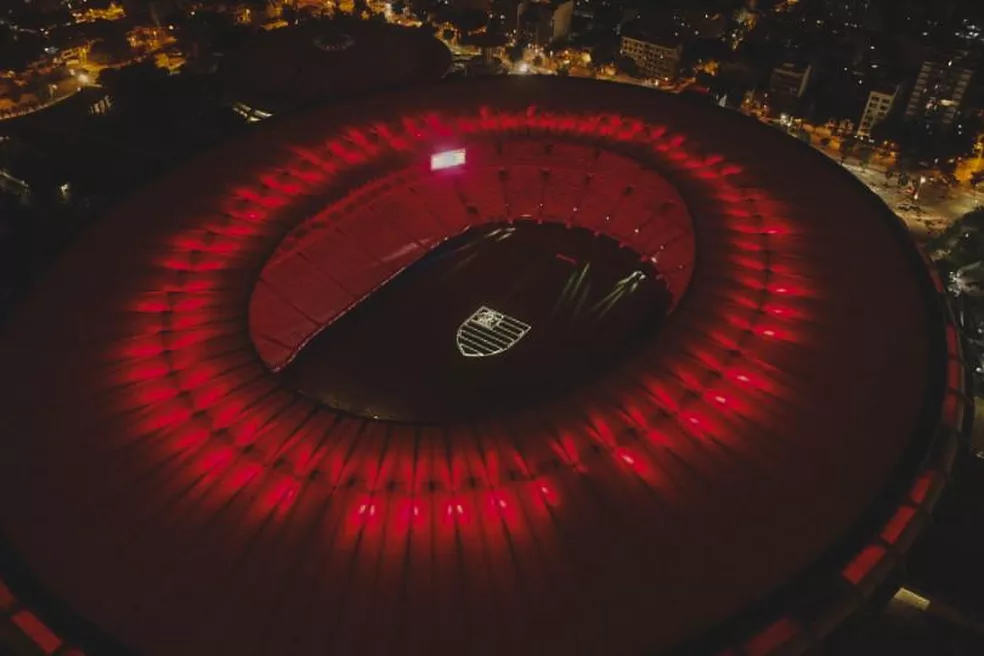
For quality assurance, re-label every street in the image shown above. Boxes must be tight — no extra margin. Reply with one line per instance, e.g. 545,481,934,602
839,160,980,241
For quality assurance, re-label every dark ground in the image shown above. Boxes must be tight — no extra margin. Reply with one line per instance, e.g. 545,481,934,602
284,221,671,422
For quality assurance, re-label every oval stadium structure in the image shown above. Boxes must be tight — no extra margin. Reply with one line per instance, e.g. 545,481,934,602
0,77,972,656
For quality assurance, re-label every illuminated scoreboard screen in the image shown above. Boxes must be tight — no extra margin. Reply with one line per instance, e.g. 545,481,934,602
430,148,466,171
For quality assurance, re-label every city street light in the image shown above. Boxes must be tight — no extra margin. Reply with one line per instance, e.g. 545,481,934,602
914,175,927,201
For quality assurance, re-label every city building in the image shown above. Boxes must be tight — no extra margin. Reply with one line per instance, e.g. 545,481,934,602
516,0,574,47
769,62,812,104
71,0,125,22
51,30,93,67
857,84,899,138
905,56,975,128
619,27,683,81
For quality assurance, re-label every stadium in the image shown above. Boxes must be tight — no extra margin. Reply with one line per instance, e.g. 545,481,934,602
0,76,972,655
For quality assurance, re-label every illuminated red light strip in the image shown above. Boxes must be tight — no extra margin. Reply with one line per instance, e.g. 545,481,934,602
10,610,63,655
743,616,801,656
880,504,918,545
0,581,16,612
623,182,795,437
0,582,85,655
841,544,887,585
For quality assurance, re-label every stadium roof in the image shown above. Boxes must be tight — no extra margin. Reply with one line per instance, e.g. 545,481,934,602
0,77,970,656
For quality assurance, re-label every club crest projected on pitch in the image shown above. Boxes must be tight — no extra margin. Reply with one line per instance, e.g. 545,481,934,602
456,306,531,357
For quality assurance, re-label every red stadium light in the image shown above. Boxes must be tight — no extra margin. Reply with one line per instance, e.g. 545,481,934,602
430,148,466,170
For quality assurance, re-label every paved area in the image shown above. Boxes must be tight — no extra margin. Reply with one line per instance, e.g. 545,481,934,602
838,161,981,241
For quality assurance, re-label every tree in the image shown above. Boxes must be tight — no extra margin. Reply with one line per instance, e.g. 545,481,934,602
707,63,754,102
98,60,170,117
614,54,640,78
449,8,487,34
0,27,43,72
873,114,981,167
969,170,984,208
589,42,617,68
183,10,252,53
954,114,984,158
857,143,874,168
24,76,53,103
928,207,984,267
88,36,133,66
695,71,715,88
409,0,440,20
241,0,271,21
506,43,525,63
939,158,958,178
839,135,857,163
869,114,901,144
